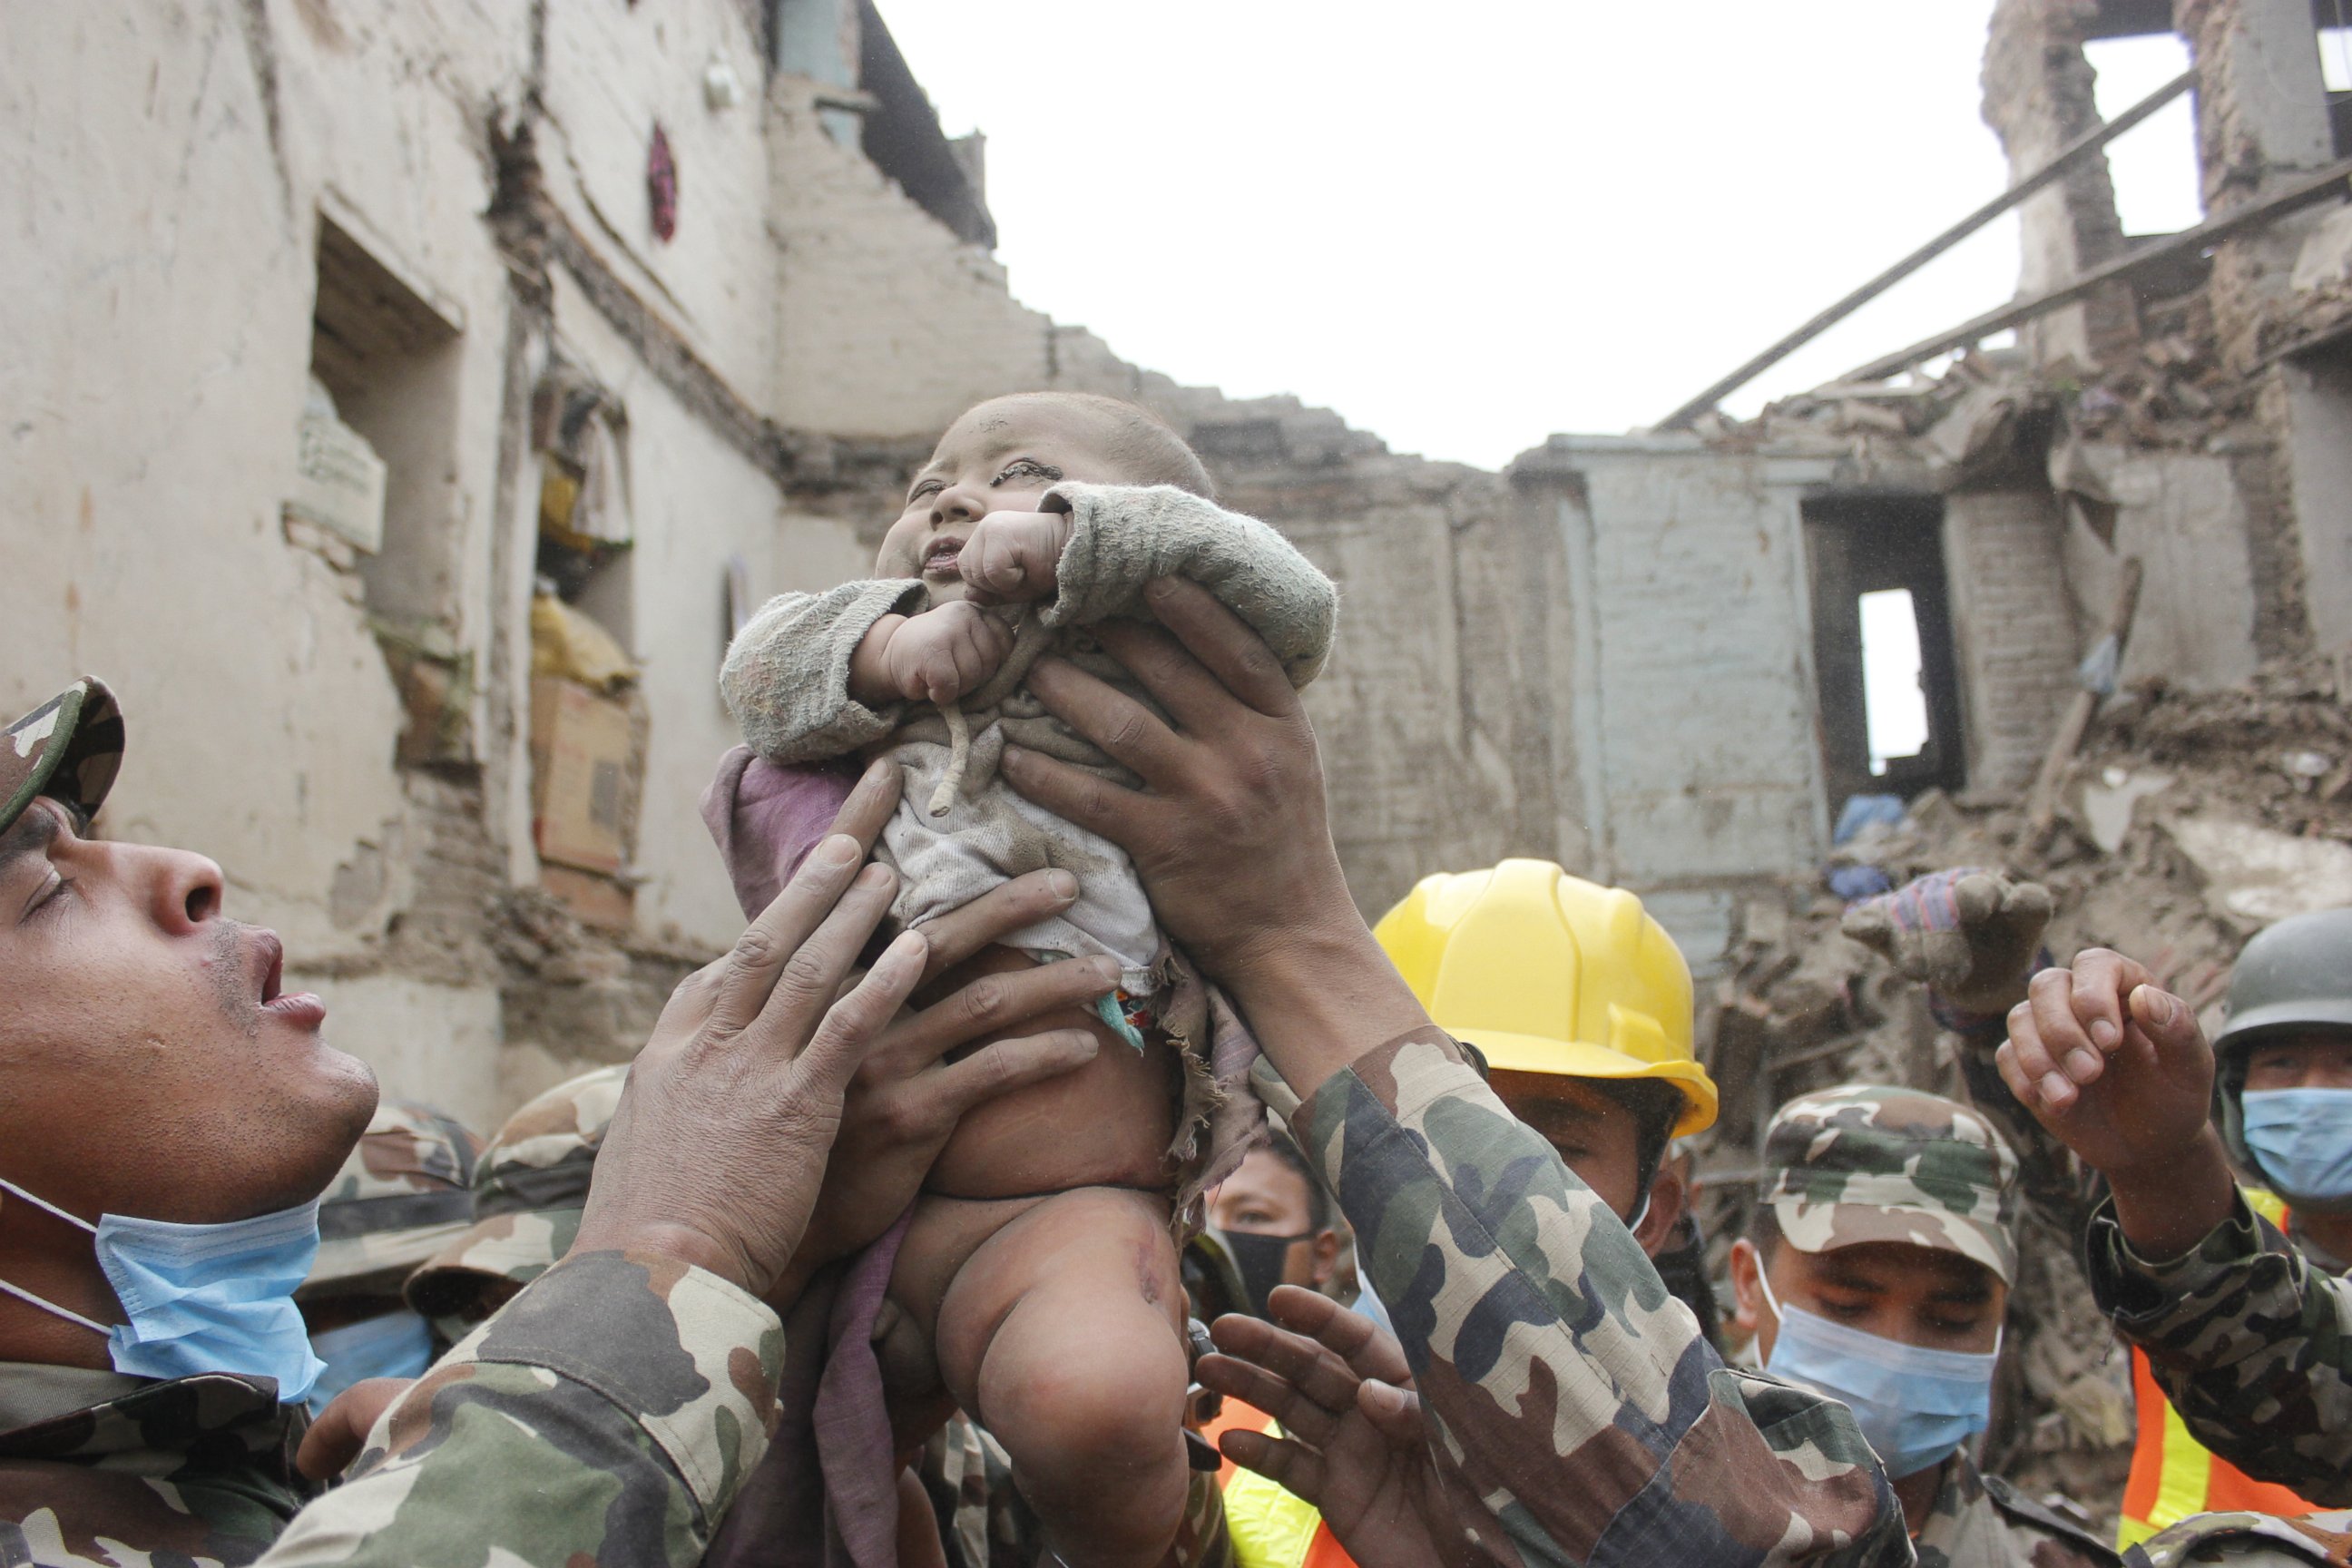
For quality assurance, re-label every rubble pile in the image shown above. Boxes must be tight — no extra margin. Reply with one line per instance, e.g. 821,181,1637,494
1690,654,2352,1528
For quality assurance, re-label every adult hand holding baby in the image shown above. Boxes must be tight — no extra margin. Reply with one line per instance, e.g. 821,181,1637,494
1004,577,1432,1098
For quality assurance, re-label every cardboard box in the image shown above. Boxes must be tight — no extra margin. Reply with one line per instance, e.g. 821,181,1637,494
530,676,633,875
540,864,635,932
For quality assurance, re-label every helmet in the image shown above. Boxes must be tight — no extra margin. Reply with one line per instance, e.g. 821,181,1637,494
2212,908,2352,1182
1373,859,1717,1136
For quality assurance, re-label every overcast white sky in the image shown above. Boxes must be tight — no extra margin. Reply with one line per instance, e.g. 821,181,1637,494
879,3,2205,471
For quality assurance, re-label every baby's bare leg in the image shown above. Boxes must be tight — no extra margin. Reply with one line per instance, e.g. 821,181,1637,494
935,1188,1191,1568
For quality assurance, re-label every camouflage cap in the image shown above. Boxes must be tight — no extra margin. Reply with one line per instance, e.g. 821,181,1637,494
301,1100,485,1297
1760,1083,2021,1285
404,1065,627,1321
2,679,124,838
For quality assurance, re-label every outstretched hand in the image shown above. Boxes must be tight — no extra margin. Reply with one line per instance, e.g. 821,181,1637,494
1198,1288,1469,1568
1995,947,2236,1258
1840,868,2053,1018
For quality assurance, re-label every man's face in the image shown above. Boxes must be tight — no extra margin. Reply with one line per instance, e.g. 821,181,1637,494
2242,1032,2352,1093
1734,1237,2005,1362
1490,1070,1683,1253
0,799,377,1223
877,397,1131,597
1208,1147,1336,1292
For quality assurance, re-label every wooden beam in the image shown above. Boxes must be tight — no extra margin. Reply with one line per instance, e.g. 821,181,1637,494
1842,156,2352,384
1655,70,2195,431
2028,557,2144,838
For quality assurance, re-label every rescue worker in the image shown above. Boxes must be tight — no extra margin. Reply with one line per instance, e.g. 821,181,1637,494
1202,1130,1354,1568
0,681,1117,1566
1207,1132,1343,1321
1198,858,1724,1568
1999,916,2352,1508
297,1099,483,1416
1373,859,1715,1263
1848,871,2336,1541
1729,1085,2116,1568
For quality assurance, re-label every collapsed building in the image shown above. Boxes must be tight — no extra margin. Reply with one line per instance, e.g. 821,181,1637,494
4,0,2350,1531
3,0,2347,1220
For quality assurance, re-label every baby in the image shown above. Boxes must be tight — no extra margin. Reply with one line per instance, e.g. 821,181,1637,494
711,391,1336,1568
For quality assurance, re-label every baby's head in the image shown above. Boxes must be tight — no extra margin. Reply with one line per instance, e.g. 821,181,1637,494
877,392,1212,598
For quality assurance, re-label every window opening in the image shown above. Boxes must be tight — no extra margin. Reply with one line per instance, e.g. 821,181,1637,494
2086,34,2204,235
1858,589,1930,777
1804,495,1965,812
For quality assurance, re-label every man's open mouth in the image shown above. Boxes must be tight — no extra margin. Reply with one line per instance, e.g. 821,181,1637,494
253,931,328,1026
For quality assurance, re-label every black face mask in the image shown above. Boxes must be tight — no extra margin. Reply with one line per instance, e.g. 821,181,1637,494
1222,1230,1311,1319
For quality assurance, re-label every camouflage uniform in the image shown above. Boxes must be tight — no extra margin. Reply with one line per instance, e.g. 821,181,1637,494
305,1102,483,1302
3,681,313,1567
1269,1029,1913,1568
1756,1086,2114,1568
2122,1509,2352,1567
2084,1192,2352,1505
397,1066,1219,1568
0,1367,307,1567
402,1066,622,1339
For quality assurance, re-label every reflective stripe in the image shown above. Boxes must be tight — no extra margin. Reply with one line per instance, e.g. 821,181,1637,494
2115,1185,2317,1548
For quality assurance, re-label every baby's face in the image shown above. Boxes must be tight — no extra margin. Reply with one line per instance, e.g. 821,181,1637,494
878,398,1131,599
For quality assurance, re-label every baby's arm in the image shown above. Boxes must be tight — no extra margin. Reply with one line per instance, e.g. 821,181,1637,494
849,602,1014,708
965,484,1338,687
720,579,928,764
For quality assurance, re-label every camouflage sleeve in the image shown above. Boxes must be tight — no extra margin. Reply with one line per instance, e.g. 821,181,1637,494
1292,1028,1910,1568
2086,1190,2352,1502
260,1250,785,1566
1043,483,1338,686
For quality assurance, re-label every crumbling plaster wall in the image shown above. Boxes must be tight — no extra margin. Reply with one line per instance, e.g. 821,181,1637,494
0,2,534,1128
1510,438,1832,966
766,75,1055,436
2058,450,2260,690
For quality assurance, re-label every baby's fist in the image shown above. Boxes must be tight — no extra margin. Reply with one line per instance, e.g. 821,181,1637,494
886,602,1014,705
960,510,1072,603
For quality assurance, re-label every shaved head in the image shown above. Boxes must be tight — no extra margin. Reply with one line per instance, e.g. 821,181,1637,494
964,392,1215,499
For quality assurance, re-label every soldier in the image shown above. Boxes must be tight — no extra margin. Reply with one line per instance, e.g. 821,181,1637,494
298,1099,483,1416
1728,1086,2116,1568
1846,871,2333,1542
999,581,1914,1566
0,679,1114,1567
1998,921,2352,1507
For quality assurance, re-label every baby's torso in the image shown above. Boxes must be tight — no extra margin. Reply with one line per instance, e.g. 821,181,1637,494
916,946,1181,1200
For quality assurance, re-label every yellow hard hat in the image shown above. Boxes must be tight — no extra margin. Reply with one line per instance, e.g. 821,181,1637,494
1374,859,1718,1137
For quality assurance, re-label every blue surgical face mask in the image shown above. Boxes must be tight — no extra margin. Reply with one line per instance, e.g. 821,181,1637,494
2240,1088,2352,1203
0,1177,327,1404
305,1308,435,1417
1756,1269,1997,1481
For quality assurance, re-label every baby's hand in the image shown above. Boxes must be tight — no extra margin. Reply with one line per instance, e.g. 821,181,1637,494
960,510,1073,603
883,602,1014,705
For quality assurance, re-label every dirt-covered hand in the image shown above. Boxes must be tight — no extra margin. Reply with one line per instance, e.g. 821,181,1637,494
884,602,1015,705
1995,949,2217,1175
959,508,1072,603
571,829,928,1299
1200,1288,1470,1568
1840,867,2053,1016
